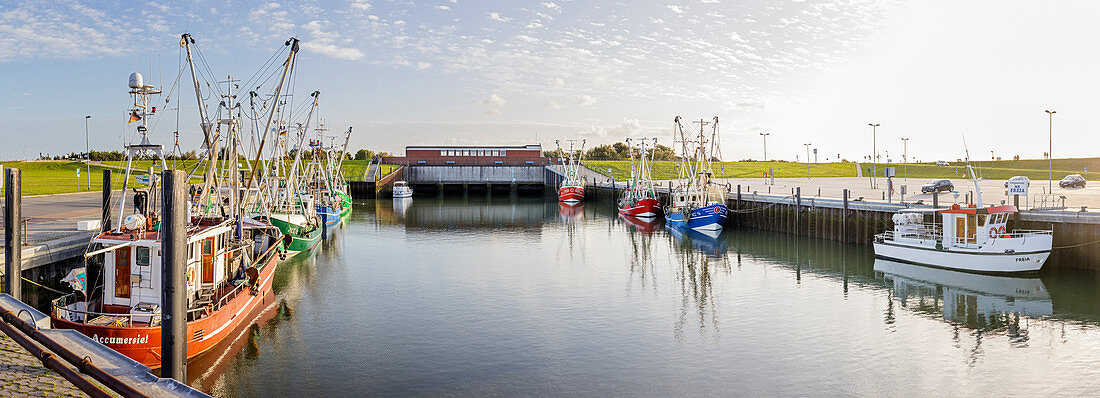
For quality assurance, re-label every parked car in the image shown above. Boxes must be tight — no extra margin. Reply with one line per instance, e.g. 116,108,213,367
935,160,950,166
921,179,954,193
1059,174,1086,188
1004,176,1030,188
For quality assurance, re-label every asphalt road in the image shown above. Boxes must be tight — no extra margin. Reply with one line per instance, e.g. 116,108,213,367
0,191,108,223
701,177,1099,210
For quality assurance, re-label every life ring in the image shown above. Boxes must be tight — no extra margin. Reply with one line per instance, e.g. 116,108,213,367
187,267,195,285
999,226,1006,235
989,228,998,239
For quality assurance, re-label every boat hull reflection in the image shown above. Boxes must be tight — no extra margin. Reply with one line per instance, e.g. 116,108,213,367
874,258,1052,324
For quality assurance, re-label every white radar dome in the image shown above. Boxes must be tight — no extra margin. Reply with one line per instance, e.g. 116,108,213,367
128,72,143,89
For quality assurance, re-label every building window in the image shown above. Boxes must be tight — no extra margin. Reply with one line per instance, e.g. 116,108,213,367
500,150,507,156
463,150,470,156
136,246,150,267
441,150,446,156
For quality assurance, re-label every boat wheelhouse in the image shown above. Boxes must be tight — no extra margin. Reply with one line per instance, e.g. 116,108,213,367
393,181,413,198
52,217,284,366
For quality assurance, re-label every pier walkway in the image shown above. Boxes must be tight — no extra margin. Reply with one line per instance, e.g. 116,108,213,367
0,191,106,271
0,333,86,396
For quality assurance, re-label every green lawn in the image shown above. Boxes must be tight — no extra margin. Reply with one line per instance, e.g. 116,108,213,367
585,158,1100,182
0,161,148,196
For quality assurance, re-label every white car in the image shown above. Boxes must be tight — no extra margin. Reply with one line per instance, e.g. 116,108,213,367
935,160,950,166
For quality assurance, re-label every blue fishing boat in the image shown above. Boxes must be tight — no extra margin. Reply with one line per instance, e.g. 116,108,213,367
665,116,728,232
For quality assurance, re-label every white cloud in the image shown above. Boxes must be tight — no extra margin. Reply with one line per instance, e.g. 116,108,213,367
302,42,365,60
488,12,512,22
576,95,596,106
552,78,565,86
350,0,371,11
484,108,503,115
545,100,562,109
416,61,432,70
541,2,562,12
667,5,685,14
484,94,506,106
435,5,451,10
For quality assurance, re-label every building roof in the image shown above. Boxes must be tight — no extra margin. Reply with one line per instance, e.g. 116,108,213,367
406,144,542,151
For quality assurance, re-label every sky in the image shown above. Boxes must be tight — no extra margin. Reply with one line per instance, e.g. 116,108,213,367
1,0,1097,162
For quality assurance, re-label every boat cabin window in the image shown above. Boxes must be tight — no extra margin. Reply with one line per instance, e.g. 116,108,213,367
977,214,987,227
136,246,150,267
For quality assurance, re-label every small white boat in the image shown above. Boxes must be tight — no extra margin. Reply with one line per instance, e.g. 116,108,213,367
873,158,1052,274
392,181,413,198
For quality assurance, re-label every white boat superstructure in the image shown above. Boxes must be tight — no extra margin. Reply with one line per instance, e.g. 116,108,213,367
874,204,1052,273
875,145,1053,274
393,181,413,198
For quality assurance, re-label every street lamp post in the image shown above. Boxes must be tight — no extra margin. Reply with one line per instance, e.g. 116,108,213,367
1046,110,1056,192
804,143,811,179
868,123,879,189
760,132,770,184
84,115,91,190
900,137,909,181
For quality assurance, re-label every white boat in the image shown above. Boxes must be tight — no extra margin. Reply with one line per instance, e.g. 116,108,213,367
393,181,413,198
873,155,1052,274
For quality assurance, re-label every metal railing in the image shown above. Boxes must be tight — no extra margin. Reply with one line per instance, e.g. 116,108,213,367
1031,193,1067,210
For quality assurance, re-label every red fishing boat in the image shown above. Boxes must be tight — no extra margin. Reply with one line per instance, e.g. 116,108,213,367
51,36,294,368
556,139,587,203
51,220,285,367
617,137,662,218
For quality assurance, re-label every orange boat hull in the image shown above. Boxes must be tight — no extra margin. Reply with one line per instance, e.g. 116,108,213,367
51,253,280,368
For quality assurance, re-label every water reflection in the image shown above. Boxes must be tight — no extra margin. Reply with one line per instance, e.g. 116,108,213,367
392,197,412,219
210,198,1100,397
667,227,730,342
875,259,1051,337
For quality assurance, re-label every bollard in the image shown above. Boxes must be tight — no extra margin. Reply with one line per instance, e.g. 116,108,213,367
795,187,801,234
101,170,112,232
4,169,21,300
842,189,848,243
160,170,187,381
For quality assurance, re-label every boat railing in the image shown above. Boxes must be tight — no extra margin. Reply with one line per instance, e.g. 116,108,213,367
877,229,942,242
194,234,284,319
51,294,151,327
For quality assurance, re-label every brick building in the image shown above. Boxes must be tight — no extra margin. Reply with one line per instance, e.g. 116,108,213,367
382,144,553,166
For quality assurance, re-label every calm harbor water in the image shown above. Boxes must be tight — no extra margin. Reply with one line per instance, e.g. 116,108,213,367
200,196,1100,396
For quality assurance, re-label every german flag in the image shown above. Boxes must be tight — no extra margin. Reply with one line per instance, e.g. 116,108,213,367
128,110,141,123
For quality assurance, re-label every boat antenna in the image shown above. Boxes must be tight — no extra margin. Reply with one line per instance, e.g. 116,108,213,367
962,133,982,206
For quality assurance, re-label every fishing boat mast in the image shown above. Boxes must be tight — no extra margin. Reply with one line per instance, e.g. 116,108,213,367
114,71,167,231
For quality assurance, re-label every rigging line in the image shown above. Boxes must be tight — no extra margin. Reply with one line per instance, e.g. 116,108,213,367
192,43,225,98
239,46,288,93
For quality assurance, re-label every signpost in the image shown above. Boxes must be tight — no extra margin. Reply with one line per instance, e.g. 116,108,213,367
76,168,80,190
1008,180,1028,208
